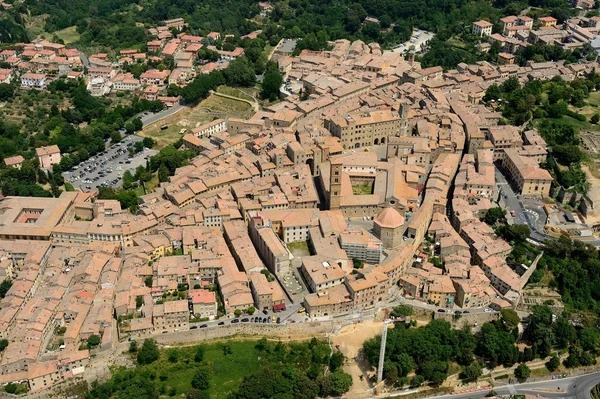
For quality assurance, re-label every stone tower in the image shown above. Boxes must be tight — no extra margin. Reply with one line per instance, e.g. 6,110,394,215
329,160,342,210
399,102,409,137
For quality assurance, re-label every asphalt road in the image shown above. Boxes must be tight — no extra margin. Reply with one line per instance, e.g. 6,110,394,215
63,135,158,192
426,371,600,399
139,104,185,127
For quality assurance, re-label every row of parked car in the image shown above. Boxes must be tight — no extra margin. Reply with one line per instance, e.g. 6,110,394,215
189,316,283,330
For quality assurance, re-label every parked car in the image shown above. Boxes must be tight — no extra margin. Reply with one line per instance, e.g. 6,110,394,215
276,317,281,324
241,318,249,322
231,319,239,324
218,321,225,326
199,324,208,328
190,325,198,330
437,309,445,313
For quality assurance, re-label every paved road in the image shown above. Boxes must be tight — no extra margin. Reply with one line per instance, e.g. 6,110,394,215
78,51,90,67
139,104,185,127
424,371,600,399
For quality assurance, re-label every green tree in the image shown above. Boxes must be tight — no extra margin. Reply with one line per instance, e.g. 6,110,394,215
87,334,101,348
224,57,256,87
500,309,520,331
0,279,12,298
390,305,413,318
4,383,17,394
247,306,256,315
234,309,242,317
0,83,14,101
330,351,344,372
158,164,170,183
514,363,531,380
137,339,160,365
591,113,600,124
191,367,210,390
168,349,179,363
132,118,143,131
460,362,483,382
484,207,507,225
546,355,560,372
194,346,205,363
0,339,8,351
261,66,283,101
327,370,353,396
144,276,153,288
129,340,138,353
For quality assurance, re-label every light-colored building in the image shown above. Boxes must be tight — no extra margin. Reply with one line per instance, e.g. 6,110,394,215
472,20,493,37
4,155,24,169
36,145,62,170
152,300,189,332
502,148,552,196
339,229,382,264
20,73,47,89
248,272,286,311
303,284,353,318
301,255,346,293
188,289,217,319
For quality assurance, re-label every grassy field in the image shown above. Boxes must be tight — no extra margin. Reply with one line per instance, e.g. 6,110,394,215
138,105,214,149
216,85,255,102
124,340,274,398
52,26,80,44
199,94,253,114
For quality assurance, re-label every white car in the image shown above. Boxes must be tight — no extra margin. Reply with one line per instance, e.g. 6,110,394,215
484,308,492,313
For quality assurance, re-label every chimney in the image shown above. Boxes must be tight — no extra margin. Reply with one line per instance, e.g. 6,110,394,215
409,52,415,66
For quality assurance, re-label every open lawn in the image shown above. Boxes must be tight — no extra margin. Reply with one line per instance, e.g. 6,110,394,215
287,240,311,257
352,183,374,195
199,94,253,115
216,85,255,102
139,104,215,149
52,26,80,44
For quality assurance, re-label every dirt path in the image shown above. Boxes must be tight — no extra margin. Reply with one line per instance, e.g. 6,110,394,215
331,319,384,398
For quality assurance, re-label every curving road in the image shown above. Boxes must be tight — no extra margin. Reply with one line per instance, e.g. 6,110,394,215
426,372,600,399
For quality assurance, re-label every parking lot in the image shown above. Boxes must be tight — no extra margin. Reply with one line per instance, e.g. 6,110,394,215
393,29,435,54
63,135,158,192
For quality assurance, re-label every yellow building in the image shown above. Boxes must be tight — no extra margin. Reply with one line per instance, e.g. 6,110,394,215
502,149,552,196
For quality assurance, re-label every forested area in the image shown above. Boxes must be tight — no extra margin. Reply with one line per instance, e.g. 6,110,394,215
363,307,599,388
483,74,598,193
86,338,352,399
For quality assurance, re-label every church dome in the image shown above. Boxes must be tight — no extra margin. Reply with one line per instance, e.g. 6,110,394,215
374,207,405,229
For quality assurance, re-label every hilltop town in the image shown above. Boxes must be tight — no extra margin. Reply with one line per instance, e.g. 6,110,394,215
0,9,599,396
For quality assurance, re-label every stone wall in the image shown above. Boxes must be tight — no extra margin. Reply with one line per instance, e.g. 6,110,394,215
154,320,338,345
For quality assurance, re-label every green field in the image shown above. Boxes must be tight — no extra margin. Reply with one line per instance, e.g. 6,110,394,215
88,338,349,399
140,341,269,398
53,26,80,44
216,85,255,102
